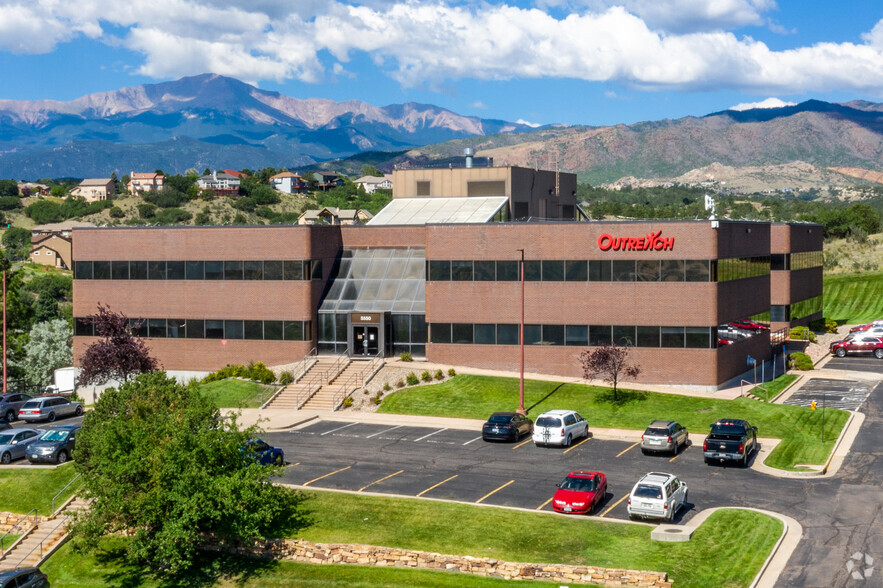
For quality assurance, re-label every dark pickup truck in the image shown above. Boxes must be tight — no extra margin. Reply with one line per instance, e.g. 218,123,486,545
703,419,757,466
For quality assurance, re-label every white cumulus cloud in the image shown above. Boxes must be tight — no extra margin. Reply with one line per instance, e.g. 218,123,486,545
729,97,796,111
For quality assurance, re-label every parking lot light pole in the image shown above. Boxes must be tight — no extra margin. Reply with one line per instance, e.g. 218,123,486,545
517,249,525,415
2,263,6,396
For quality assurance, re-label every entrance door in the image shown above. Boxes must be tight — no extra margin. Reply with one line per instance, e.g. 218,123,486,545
353,326,379,356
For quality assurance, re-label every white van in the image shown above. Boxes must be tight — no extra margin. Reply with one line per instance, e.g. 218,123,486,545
627,472,688,521
532,410,589,447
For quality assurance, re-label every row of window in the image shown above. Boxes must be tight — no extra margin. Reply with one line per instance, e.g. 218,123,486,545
74,260,323,281
771,251,824,272
75,318,312,341
770,295,824,322
428,323,720,349
427,257,770,283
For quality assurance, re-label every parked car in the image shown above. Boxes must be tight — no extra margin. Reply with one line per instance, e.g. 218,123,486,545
830,335,883,358
481,412,533,442
552,471,607,514
0,567,48,587
0,429,44,464
27,425,80,464
845,326,883,339
627,472,688,521
641,420,689,455
728,319,768,332
703,419,757,466
849,320,883,334
0,394,32,423
244,439,284,466
17,396,83,423
532,410,589,447
717,337,733,346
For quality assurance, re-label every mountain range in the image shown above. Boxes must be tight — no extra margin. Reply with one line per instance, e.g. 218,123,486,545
2,73,883,190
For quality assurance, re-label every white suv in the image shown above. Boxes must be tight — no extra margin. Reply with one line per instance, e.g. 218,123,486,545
627,472,688,522
532,410,589,447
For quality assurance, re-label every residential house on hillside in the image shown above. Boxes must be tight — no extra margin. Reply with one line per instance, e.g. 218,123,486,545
297,207,373,226
354,175,393,194
309,172,345,191
128,172,165,193
17,182,50,196
70,178,114,202
196,171,241,196
29,220,95,270
269,171,308,195
222,170,247,179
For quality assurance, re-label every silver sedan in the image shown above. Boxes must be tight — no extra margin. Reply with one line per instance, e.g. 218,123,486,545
0,429,44,464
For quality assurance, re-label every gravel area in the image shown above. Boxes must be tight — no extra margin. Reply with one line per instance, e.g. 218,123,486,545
798,325,850,365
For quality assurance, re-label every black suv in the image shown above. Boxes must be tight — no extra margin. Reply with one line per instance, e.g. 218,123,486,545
26,424,80,464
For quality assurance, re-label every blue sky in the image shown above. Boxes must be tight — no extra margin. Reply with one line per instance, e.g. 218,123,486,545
1,0,882,126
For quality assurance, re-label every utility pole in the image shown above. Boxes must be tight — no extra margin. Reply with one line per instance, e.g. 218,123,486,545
2,262,6,396
517,248,525,415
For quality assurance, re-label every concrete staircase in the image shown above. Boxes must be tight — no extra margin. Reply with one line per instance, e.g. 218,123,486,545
264,356,348,410
0,497,89,571
301,357,384,412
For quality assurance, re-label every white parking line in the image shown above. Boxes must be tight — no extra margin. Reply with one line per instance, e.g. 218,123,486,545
365,425,403,439
463,436,483,445
320,422,359,436
414,428,448,442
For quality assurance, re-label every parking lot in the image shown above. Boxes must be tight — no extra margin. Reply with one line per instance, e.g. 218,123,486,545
0,414,85,468
784,378,872,411
824,355,883,374
266,419,790,523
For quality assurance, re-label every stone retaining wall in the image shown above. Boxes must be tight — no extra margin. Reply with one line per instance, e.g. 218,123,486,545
212,538,671,586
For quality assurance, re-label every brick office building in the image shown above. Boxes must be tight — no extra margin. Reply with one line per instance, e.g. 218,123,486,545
72,207,822,388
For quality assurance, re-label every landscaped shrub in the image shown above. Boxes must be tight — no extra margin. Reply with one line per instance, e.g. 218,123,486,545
447,368,456,377
789,326,816,343
278,371,294,385
405,373,419,386
343,396,354,408
372,392,383,405
809,318,838,334
395,379,405,388
383,382,392,391
788,352,814,371
108,206,125,218
420,370,432,382
201,361,276,384
434,369,444,380
399,352,413,362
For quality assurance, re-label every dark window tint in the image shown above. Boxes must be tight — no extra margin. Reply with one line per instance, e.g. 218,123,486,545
565,325,588,346
428,260,450,281
311,260,323,280
474,260,496,281
543,324,565,345
612,260,635,281
225,320,244,339
474,324,496,345
660,260,684,282
205,320,224,339
92,261,111,280
564,260,587,281
148,261,166,280
686,260,710,282
244,261,263,280
224,261,243,280
589,325,611,346
524,324,542,345
430,323,452,344
129,319,147,338
148,319,166,338
637,326,660,347
661,326,684,347
636,260,659,282
283,321,304,341
244,321,263,340
497,324,519,345
771,253,788,271
613,325,635,346
263,260,283,280
411,315,427,344
75,318,94,336
686,327,712,348
770,305,789,322
185,260,204,280
204,261,223,280
111,261,129,280
451,260,473,281
524,260,542,281
452,323,474,344
185,320,204,339
166,261,185,280
589,260,611,281
74,261,93,280
130,261,148,280
264,321,283,340
167,319,186,338
496,260,518,281
542,261,564,281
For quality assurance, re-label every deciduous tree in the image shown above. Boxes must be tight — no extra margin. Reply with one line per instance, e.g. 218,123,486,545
70,371,302,575
17,319,72,386
579,343,641,401
77,304,159,385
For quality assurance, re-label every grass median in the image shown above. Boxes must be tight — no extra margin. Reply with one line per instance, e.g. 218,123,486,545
199,379,275,409
0,467,82,516
42,490,782,588
379,374,848,470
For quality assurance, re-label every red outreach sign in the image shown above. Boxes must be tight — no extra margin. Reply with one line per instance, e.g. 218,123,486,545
598,230,674,251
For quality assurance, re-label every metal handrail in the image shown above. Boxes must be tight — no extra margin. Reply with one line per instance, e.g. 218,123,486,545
332,354,384,410
292,381,317,410
0,509,37,554
322,354,348,385
292,348,318,383
740,379,769,401
51,473,81,516
9,516,67,569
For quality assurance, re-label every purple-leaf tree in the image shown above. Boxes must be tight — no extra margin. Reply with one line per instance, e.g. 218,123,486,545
579,343,640,402
78,304,159,386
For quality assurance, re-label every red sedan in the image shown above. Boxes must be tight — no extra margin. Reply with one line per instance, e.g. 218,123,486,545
830,335,883,358
849,320,883,334
552,471,607,514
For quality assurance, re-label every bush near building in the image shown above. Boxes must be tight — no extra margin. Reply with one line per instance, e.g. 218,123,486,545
789,326,817,342
201,361,276,385
788,352,814,370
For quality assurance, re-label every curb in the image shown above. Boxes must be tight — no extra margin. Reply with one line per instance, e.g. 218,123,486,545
769,373,804,404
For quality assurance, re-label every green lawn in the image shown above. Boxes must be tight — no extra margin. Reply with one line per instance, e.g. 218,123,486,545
747,374,798,402
43,491,782,588
0,467,82,516
824,271,883,324
379,374,848,470
199,379,276,409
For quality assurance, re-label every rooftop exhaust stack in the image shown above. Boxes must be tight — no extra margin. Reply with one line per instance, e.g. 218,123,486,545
464,148,474,168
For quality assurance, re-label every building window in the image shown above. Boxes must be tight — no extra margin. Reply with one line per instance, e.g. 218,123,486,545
416,181,430,196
